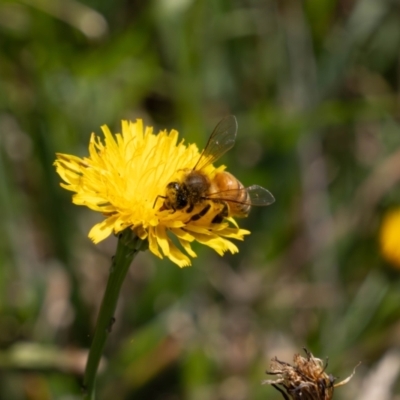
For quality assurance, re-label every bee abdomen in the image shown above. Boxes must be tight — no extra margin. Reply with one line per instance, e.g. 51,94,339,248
213,172,250,217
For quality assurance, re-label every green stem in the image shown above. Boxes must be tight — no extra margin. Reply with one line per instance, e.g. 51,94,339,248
82,230,142,400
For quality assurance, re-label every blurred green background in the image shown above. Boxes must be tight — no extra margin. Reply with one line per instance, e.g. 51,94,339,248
1,0,400,399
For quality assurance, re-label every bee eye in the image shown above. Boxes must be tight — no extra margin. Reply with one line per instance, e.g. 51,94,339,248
167,182,179,190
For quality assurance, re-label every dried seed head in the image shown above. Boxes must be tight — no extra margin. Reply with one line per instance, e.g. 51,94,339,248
263,348,359,400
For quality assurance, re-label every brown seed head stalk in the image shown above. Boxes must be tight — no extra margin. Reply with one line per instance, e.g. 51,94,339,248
263,348,359,400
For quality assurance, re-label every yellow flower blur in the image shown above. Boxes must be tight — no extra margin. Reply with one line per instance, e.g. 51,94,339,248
379,208,400,268
54,120,250,267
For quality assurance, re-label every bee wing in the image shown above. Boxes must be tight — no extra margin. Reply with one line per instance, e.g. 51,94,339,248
193,115,238,171
246,185,275,206
206,185,275,206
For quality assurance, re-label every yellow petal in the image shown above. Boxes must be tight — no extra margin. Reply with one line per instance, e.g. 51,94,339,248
191,232,239,255
148,227,162,259
165,236,191,267
155,225,170,256
88,216,117,243
178,238,197,258
169,228,195,242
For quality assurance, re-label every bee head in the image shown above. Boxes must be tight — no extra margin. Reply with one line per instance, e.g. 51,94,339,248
165,182,188,210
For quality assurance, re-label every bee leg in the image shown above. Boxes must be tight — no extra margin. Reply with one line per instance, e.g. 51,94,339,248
190,204,211,221
186,202,194,213
212,203,228,224
153,195,166,209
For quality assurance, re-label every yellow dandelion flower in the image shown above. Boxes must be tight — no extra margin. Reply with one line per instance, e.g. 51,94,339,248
54,119,265,267
380,208,400,268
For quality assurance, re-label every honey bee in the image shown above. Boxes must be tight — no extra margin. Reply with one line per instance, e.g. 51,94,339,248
154,115,275,222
